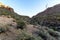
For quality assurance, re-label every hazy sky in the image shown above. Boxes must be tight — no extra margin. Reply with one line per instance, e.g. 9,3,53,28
0,0,60,17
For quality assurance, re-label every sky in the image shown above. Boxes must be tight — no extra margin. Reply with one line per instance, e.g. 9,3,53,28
0,0,60,17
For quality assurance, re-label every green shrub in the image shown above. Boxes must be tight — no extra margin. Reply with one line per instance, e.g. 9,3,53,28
16,31,34,40
16,30,42,40
48,29,59,37
0,27,5,33
0,25,10,33
17,21,26,29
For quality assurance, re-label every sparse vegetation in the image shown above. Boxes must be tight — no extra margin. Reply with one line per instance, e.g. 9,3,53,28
0,3,60,40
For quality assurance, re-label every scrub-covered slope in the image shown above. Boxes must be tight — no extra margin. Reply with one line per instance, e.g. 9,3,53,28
31,4,60,31
0,2,60,40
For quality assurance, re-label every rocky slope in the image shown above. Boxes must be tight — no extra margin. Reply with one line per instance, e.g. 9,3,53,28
0,3,60,40
31,4,60,31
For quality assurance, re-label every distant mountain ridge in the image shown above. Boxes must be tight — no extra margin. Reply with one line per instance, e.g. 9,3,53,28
35,4,60,16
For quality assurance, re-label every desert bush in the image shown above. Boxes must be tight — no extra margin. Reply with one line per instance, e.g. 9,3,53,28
0,24,11,33
16,31,34,40
48,29,59,37
16,30,43,40
0,27,6,33
16,21,26,29
0,24,8,33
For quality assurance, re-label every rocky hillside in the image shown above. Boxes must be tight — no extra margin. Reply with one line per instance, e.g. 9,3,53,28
31,4,60,31
0,2,30,23
0,3,60,40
